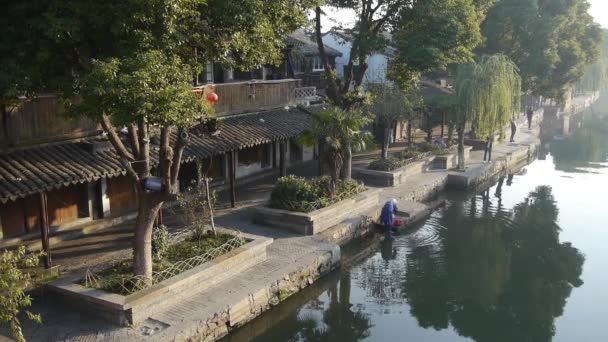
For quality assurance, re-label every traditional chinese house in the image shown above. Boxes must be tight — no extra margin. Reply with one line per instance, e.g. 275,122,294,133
0,79,323,253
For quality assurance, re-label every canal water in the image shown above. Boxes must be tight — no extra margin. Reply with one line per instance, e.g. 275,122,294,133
224,110,608,342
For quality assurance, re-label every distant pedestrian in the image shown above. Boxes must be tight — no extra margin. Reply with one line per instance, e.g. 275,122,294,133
483,135,493,163
510,118,517,143
526,107,534,129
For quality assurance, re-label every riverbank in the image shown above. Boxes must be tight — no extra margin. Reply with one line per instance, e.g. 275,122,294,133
4,112,549,342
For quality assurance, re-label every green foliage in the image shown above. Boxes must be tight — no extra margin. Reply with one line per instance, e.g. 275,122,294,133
66,50,211,128
0,247,43,342
269,176,365,213
1,0,316,100
368,148,429,171
175,184,217,240
83,232,243,295
454,54,521,137
577,29,608,93
367,84,419,126
481,0,603,99
368,157,407,172
165,232,241,262
300,106,373,181
390,0,485,80
151,225,171,262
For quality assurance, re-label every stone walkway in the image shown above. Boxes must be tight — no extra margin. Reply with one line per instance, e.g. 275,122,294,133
1,113,543,342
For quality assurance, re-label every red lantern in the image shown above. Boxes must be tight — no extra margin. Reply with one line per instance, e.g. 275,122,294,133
206,91,219,103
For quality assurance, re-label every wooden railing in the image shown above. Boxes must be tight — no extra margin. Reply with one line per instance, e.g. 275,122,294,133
194,79,298,116
1,79,300,149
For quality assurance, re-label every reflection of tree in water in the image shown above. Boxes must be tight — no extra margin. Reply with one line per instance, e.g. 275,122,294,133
403,186,585,342
354,236,407,305
295,271,372,342
550,114,608,173
248,270,372,342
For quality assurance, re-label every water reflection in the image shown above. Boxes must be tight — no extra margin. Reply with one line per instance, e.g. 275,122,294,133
403,186,585,342
549,114,608,173
223,109,608,341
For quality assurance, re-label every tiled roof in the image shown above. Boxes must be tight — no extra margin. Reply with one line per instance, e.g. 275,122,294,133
184,107,312,161
0,107,312,202
0,143,126,203
288,30,342,57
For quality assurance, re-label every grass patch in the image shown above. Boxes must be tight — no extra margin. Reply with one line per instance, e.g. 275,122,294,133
80,232,245,295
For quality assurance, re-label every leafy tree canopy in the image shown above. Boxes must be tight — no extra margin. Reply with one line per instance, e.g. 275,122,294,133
0,0,317,99
480,0,603,100
391,0,486,79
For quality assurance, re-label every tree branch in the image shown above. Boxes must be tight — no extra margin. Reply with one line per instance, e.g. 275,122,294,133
315,6,341,104
101,114,134,161
159,126,173,194
128,124,140,160
138,118,150,178
169,127,189,194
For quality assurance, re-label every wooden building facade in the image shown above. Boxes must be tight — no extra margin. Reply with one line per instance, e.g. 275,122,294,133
0,79,318,250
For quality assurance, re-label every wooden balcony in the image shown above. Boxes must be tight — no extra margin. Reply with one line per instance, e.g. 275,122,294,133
194,79,299,117
1,79,302,149
1,95,100,149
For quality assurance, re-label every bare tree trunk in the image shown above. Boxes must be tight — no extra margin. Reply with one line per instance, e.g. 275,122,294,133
204,178,216,235
381,126,391,159
341,143,352,181
457,122,466,170
133,192,163,281
407,119,413,147
447,121,455,147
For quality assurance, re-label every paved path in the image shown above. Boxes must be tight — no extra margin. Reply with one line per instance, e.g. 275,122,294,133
1,111,543,342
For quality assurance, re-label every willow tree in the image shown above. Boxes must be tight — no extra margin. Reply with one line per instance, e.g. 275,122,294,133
454,55,521,168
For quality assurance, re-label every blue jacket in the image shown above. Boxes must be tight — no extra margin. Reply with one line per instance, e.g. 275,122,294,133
380,201,398,226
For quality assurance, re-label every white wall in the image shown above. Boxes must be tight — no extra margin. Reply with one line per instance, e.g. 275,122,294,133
235,144,273,179
322,33,351,79
322,32,390,90
364,53,390,88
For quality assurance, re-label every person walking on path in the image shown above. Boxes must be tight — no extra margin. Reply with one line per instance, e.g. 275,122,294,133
510,117,517,143
527,107,534,129
484,135,493,163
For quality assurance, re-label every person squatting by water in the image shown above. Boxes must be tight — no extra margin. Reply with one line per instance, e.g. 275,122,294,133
484,135,493,163
380,199,398,234
510,117,517,143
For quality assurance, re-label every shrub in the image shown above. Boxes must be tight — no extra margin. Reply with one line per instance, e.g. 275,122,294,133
270,176,365,213
174,184,216,239
151,225,170,262
368,157,406,171
0,247,43,342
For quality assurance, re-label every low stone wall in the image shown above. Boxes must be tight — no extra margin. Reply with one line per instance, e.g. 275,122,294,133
429,147,471,170
47,230,272,326
352,156,433,187
253,189,381,235
448,143,535,189
178,244,341,341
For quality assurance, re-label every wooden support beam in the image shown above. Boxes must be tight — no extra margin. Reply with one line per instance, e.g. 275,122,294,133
272,142,277,168
279,140,287,177
230,150,236,208
39,192,51,269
